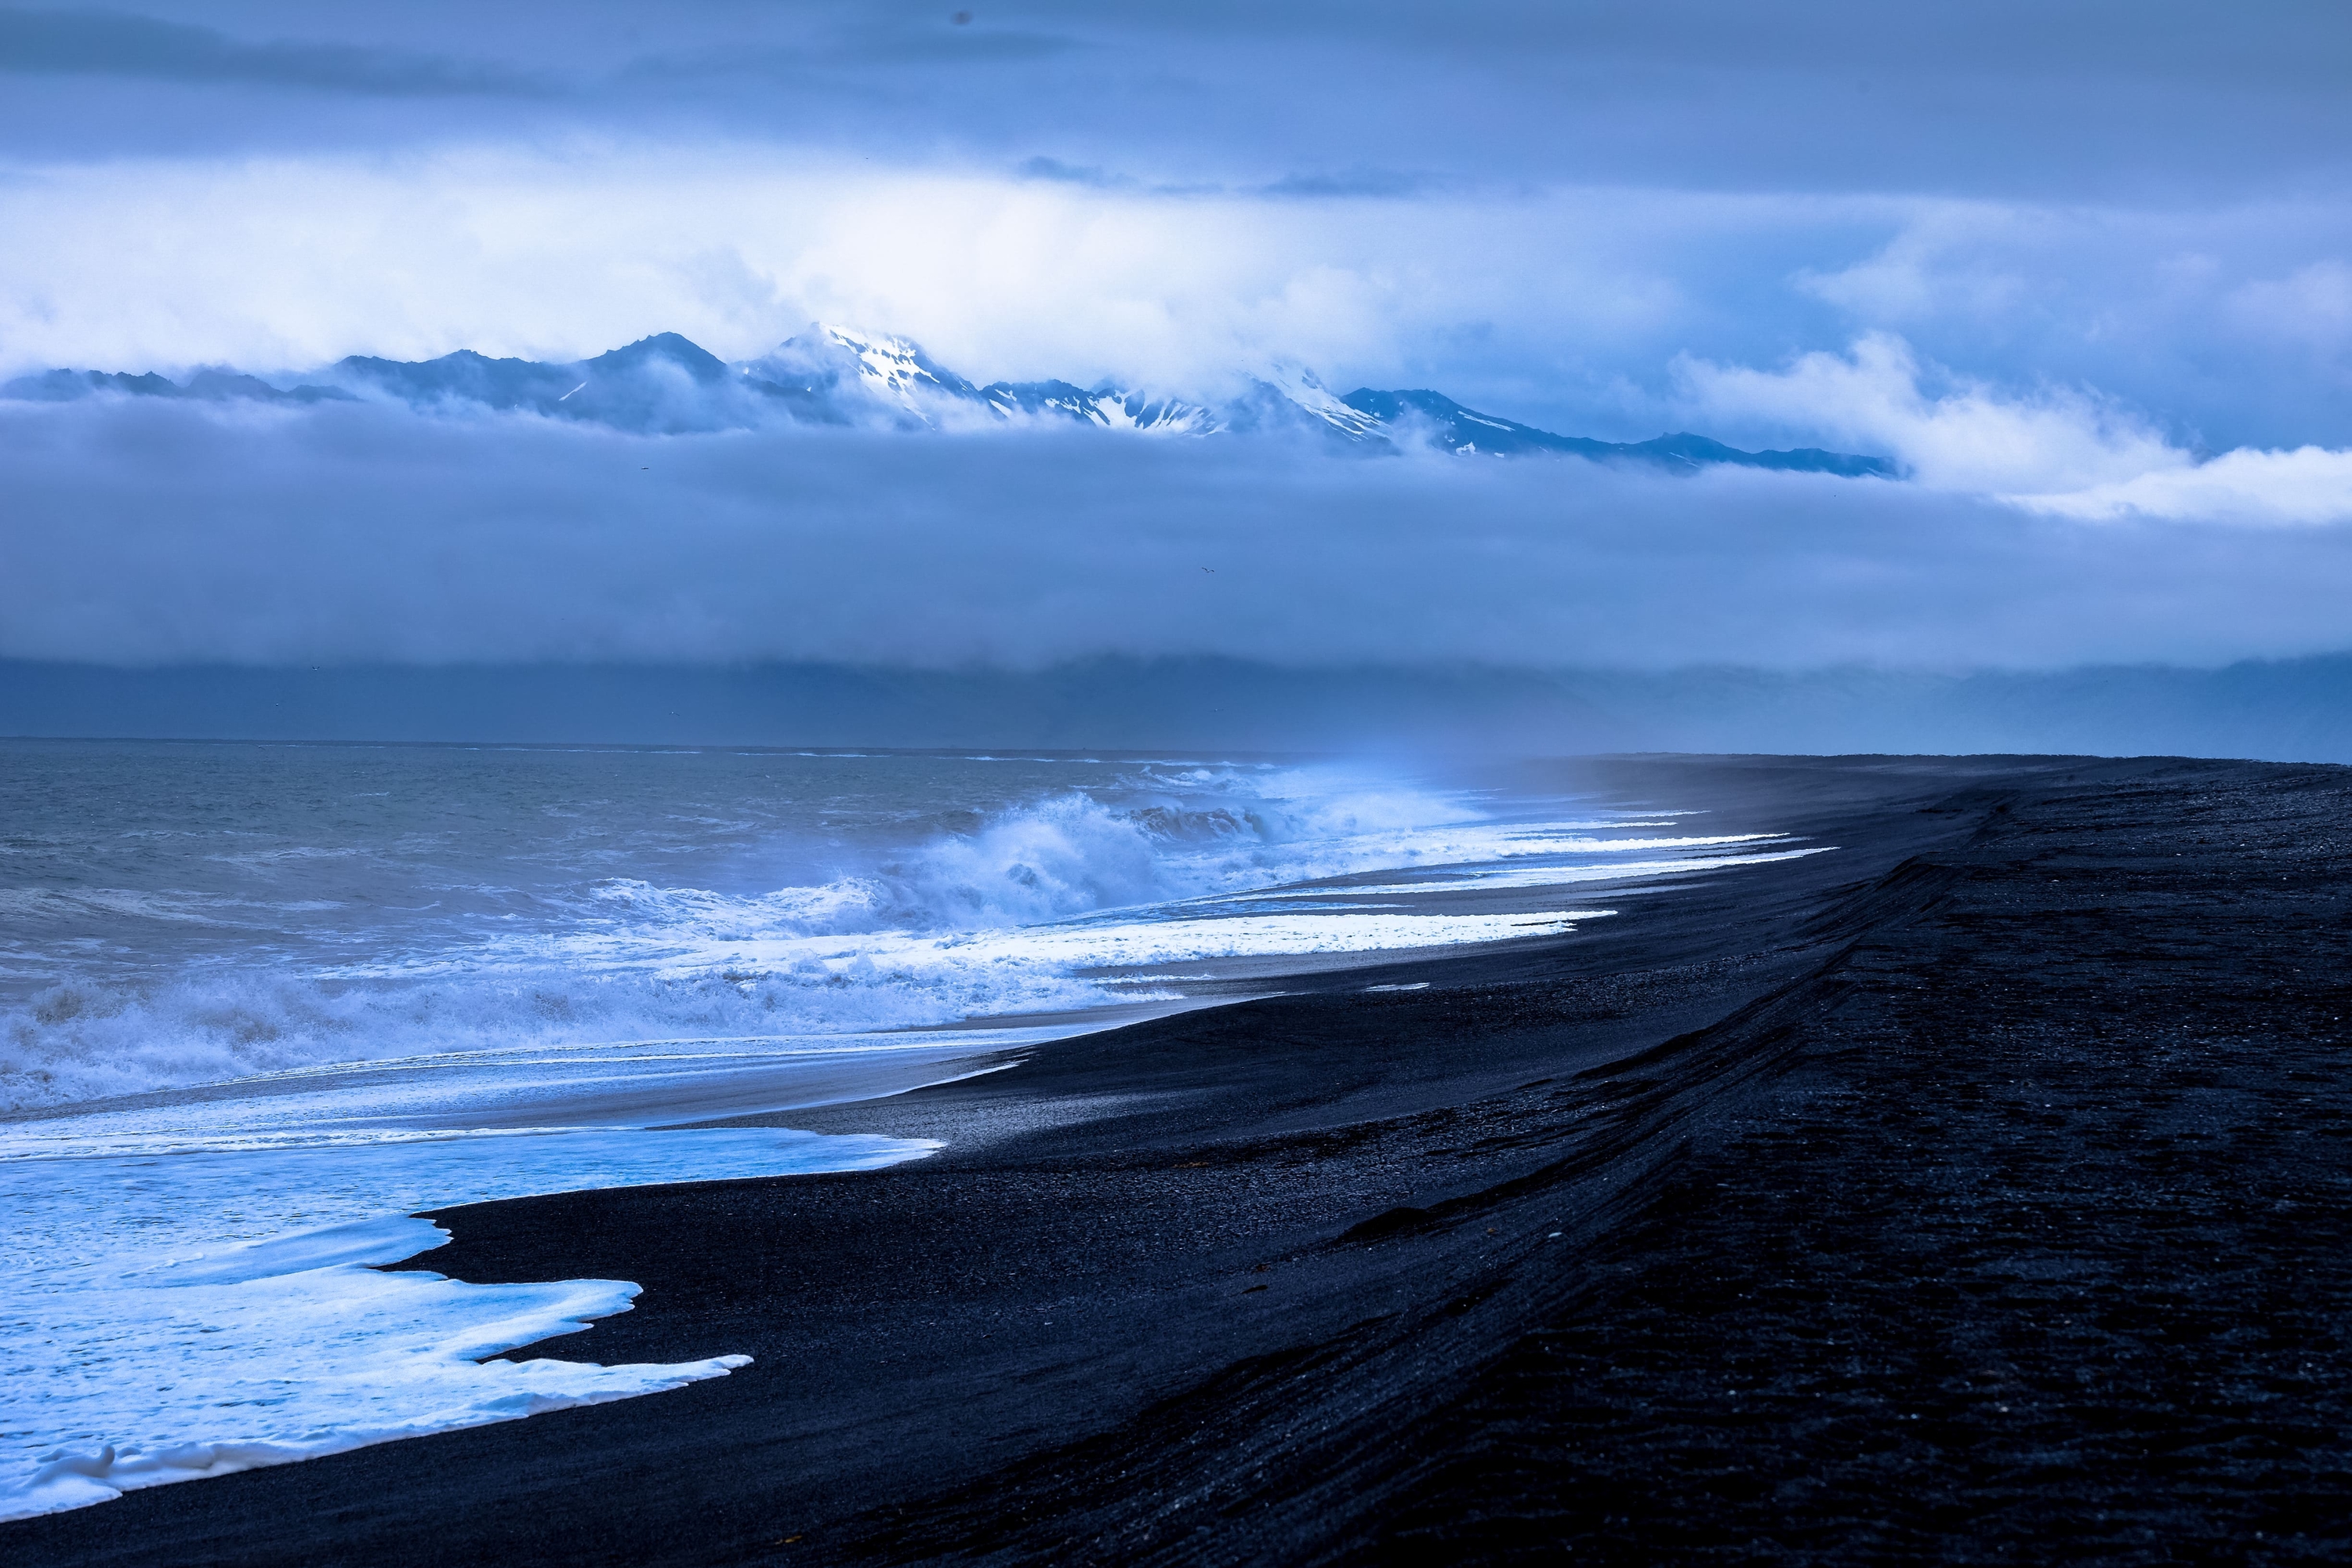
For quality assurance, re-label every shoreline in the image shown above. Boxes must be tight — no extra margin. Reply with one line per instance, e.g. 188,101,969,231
21,754,2350,1563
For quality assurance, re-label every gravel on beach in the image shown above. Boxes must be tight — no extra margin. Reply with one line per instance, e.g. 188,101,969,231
21,755,2351,1566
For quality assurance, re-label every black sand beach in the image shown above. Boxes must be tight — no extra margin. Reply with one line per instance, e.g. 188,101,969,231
20,754,2352,1565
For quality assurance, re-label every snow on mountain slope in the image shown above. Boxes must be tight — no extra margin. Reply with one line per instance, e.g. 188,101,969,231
1250,361,1388,442
983,379,1221,434
743,324,990,428
828,326,976,408
1084,390,1221,435
751,325,1221,435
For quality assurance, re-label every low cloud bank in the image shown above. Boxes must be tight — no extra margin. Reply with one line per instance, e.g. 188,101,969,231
5,397,2352,673
5,657,2349,764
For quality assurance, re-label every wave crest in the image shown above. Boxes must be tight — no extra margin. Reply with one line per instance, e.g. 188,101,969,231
0,764,1611,1111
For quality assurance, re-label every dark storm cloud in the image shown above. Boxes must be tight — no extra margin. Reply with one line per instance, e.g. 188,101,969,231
2,398,2348,674
1013,157,1136,190
1252,171,1449,201
0,8,550,96
1011,157,1444,202
2,2,2345,201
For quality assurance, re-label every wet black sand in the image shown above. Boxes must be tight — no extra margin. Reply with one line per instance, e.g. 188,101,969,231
20,754,2352,1565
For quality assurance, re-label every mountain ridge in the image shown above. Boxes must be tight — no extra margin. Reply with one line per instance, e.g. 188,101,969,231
2,325,1900,477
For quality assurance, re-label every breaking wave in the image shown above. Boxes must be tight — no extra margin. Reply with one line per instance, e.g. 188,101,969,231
0,762,1671,1110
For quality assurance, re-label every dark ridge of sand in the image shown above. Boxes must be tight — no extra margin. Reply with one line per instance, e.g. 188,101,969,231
17,755,2352,1566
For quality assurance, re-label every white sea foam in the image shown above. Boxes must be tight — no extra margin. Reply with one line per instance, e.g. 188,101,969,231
0,1124,936,1523
633,908,1615,980
0,956,1120,1110
1203,845,1836,900
6,766,1519,1108
0,770,1804,1112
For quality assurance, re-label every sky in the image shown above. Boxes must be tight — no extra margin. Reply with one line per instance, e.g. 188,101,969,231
1,2,2348,715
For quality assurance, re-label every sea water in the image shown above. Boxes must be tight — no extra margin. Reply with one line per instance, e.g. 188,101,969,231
0,741,1821,1519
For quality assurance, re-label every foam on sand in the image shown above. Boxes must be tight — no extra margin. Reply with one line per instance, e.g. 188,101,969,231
0,1125,935,1522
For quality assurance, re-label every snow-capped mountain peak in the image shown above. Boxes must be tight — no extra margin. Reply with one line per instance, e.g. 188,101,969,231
742,322,982,425
741,324,1227,436
815,323,978,408
1250,359,1388,441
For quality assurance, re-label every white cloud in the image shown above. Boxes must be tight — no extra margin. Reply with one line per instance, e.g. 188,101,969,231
0,146,1751,399
1679,332,2352,524
2009,445,2352,526
1676,332,2187,492
1773,200,2352,455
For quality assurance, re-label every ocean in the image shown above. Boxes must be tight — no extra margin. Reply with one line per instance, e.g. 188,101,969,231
0,739,1818,1520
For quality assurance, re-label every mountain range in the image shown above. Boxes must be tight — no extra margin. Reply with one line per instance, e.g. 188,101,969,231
3,325,1897,477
